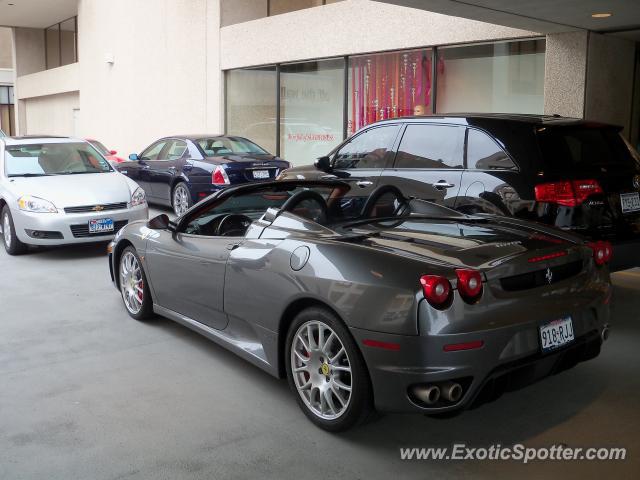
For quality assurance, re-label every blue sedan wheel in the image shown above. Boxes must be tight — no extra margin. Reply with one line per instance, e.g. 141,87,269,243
172,183,192,216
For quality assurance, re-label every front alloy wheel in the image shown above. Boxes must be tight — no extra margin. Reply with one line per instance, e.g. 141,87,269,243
286,307,374,432
172,183,191,216
119,247,153,320
1,206,27,255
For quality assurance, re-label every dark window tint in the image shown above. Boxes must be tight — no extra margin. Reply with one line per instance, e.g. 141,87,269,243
467,129,515,170
140,141,167,160
333,125,400,169
395,124,464,169
537,127,639,173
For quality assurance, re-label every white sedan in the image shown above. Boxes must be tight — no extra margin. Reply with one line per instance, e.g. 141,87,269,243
0,136,148,255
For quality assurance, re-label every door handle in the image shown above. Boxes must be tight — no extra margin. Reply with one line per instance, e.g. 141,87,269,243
356,180,373,188
434,181,455,189
226,243,241,251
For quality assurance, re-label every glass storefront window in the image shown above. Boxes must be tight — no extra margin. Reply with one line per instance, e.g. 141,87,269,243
224,39,546,166
226,66,277,154
436,39,545,114
348,49,433,135
280,58,344,166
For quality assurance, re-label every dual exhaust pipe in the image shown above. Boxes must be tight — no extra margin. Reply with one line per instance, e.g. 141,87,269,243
412,381,463,406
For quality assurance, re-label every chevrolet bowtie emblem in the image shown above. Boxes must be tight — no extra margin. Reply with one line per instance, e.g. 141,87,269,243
93,205,105,212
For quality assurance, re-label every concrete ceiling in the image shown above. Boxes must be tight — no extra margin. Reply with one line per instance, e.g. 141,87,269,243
374,0,640,36
0,0,77,28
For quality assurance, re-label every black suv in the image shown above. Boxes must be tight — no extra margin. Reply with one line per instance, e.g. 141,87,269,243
279,114,640,270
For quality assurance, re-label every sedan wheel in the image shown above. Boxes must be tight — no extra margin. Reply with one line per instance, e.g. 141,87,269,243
1,206,27,255
172,183,191,216
286,307,374,431
119,247,153,320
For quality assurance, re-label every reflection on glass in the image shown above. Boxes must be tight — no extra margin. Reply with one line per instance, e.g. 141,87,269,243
436,39,545,114
226,66,277,154
46,25,60,69
348,48,433,135
60,17,77,66
280,58,344,166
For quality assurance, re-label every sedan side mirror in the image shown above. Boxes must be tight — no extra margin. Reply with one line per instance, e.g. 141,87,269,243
129,153,139,161
110,150,118,155
147,214,170,230
315,156,332,172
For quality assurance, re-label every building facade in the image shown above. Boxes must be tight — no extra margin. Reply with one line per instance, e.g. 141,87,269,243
2,0,639,165
0,27,15,135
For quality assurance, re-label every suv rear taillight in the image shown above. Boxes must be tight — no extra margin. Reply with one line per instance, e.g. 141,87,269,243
535,179,603,207
420,275,452,309
212,166,230,185
455,269,483,303
588,240,613,266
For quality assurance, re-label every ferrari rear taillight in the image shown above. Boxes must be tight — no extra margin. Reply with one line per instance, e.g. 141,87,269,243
212,166,230,185
420,275,452,309
534,179,603,207
588,240,613,266
455,269,483,303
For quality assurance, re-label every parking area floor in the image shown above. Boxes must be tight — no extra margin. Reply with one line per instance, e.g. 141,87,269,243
1,207,639,479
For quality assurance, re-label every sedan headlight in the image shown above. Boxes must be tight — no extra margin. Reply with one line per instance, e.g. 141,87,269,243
17,195,57,213
130,187,146,207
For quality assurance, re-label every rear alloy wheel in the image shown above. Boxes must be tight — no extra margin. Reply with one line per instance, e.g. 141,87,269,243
119,246,154,320
1,206,27,255
285,307,374,432
172,183,192,216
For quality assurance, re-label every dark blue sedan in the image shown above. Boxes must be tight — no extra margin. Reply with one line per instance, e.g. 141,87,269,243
119,135,290,215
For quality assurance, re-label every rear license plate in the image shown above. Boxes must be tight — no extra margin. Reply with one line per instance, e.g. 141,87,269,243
539,316,574,352
620,192,640,213
89,218,114,234
252,170,270,179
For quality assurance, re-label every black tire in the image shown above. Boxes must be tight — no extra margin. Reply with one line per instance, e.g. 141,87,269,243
1,205,28,255
118,246,155,320
285,306,374,432
172,182,192,217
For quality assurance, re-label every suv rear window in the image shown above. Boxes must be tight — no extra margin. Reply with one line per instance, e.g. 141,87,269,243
536,126,639,173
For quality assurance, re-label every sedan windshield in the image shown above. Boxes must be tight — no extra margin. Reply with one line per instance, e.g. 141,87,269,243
5,142,113,177
196,136,269,156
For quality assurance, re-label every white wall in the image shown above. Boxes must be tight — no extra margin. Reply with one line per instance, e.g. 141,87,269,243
23,91,79,135
77,0,222,156
220,0,539,70
15,62,79,99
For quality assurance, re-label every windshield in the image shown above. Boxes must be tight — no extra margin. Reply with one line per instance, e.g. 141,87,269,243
5,142,113,177
88,140,110,156
536,126,640,173
196,136,269,156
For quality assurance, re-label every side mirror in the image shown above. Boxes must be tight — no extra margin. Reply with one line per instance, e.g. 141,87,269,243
314,156,332,172
147,214,170,230
129,153,139,161
110,150,117,155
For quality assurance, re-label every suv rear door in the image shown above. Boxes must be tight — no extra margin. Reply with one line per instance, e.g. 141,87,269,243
380,123,464,207
456,127,520,215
